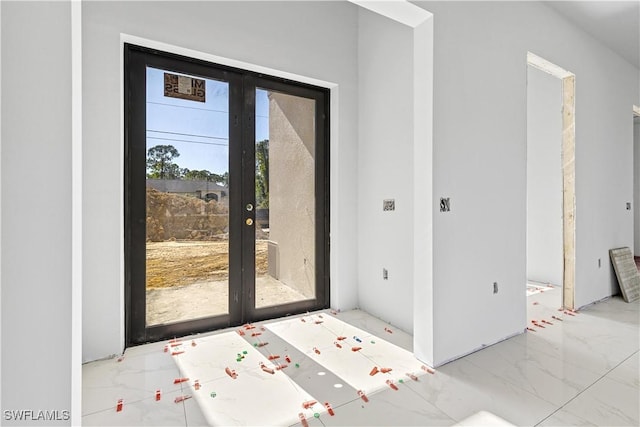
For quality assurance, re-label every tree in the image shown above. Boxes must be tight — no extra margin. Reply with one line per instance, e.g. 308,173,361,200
182,168,226,184
255,139,269,208
147,145,181,179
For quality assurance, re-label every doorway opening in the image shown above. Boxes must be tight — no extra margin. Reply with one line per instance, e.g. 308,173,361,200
634,105,640,260
526,52,576,310
124,45,330,345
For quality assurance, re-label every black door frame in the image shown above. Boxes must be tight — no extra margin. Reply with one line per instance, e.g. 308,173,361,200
124,44,330,346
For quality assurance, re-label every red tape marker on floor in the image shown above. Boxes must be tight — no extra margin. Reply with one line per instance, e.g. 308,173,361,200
260,362,275,374
324,402,335,416
225,367,238,379
421,365,435,374
298,413,309,427
406,373,419,381
302,400,317,409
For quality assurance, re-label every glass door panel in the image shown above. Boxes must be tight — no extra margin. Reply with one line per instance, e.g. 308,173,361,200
145,66,230,326
254,89,316,308
125,44,327,345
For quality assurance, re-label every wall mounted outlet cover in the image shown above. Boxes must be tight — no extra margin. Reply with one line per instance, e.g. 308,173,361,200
383,199,395,211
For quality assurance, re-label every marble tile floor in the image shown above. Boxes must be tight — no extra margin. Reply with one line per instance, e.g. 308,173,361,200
82,287,639,426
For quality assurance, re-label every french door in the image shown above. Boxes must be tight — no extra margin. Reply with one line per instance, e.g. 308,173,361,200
124,44,329,345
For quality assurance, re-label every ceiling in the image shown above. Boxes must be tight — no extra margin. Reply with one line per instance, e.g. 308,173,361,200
543,1,639,69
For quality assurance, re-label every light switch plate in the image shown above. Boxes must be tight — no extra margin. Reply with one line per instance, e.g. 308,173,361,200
440,197,450,212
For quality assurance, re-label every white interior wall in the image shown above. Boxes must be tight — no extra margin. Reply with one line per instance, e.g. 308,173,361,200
82,1,360,362
0,1,3,415
357,8,415,334
412,16,435,367
1,1,73,421
635,118,640,256
526,66,563,286
415,0,638,365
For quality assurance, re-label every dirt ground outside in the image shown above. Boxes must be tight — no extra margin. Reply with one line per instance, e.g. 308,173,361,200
145,240,309,325
146,240,267,289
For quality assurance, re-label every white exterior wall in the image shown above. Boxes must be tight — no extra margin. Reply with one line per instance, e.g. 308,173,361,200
82,1,359,361
1,1,73,422
416,0,639,364
268,93,316,298
526,67,563,287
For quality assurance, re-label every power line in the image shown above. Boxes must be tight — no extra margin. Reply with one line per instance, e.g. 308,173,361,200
147,101,228,114
146,136,229,147
147,101,269,119
147,129,228,141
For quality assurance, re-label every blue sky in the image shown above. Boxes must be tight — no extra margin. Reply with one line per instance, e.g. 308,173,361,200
146,67,269,175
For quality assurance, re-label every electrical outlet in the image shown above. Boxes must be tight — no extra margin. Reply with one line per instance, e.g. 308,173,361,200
383,199,395,211
383,268,388,280
440,197,450,212
493,282,498,294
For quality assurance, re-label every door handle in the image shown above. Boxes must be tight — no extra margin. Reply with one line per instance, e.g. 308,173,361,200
246,218,253,226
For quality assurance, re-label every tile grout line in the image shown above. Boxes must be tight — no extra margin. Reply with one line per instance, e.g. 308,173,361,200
460,349,574,412
533,349,640,426
81,393,161,418
247,311,423,425
180,381,188,427
244,318,364,423
400,376,458,425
